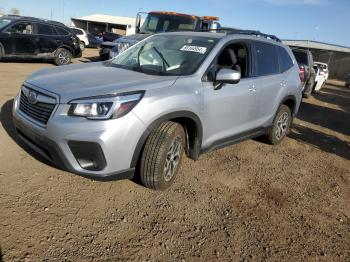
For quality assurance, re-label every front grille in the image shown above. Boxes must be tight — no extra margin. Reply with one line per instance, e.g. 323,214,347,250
19,90,56,125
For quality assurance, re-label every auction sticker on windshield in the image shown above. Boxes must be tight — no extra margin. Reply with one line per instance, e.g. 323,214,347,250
180,45,207,54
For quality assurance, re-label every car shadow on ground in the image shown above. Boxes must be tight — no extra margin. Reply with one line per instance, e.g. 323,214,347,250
290,85,350,160
289,124,350,161
0,58,55,65
0,99,56,169
76,53,100,63
313,86,350,113
0,99,142,184
297,101,350,137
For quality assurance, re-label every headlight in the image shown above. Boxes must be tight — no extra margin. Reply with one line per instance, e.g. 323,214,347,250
68,92,144,120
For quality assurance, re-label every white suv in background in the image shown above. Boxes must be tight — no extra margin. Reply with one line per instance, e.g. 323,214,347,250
313,62,329,92
70,27,89,51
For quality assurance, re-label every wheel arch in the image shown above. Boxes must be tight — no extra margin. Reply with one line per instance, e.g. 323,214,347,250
55,45,73,54
130,111,203,168
280,95,297,116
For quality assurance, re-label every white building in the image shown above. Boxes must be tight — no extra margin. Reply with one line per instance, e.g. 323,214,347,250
71,14,138,35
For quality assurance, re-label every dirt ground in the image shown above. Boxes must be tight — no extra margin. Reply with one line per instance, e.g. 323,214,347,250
0,49,349,262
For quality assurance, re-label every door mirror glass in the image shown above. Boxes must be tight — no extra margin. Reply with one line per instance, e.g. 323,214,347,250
216,68,241,85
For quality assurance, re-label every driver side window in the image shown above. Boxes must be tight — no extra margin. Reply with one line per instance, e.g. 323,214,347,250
7,22,33,34
205,42,250,81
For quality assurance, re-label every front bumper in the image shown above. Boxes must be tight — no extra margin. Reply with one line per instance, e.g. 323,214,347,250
12,92,146,180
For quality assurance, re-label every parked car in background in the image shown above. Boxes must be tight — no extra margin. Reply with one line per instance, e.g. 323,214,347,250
0,15,81,65
99,32,121,60
102,32,120,42
13,30,301,190
70,27,89,51
101,11,221,61
314,61,329,81
292,48,316,98
345,73,350,88
313,64,327,92
87,33,103,48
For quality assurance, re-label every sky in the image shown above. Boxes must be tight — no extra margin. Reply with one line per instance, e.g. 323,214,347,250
0,0,349,46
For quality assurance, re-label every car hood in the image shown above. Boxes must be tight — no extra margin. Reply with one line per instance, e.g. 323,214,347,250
100,41,117,48
25,62,178,103
101,33,151,48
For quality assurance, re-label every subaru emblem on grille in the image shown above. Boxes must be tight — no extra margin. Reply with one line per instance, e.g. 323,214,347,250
27,91,38,104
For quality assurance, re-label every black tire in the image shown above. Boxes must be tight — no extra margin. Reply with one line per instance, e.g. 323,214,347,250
0,43,4,61
140,121,185,190
266,105,292,145
54,48,72,66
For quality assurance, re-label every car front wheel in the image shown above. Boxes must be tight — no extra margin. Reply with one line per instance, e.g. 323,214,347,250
266,105,292,145
54,48,72,66
140,121,185,190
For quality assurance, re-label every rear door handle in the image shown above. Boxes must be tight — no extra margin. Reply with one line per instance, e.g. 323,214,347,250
248,84,256,92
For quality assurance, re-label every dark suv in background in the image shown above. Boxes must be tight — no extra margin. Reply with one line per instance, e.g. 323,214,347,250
292,48,316,98
345,74,350,88
0,15,82,65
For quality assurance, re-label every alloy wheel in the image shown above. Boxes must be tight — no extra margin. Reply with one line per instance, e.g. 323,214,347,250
58,51,70,65
275,112,289,140
163,136,182,182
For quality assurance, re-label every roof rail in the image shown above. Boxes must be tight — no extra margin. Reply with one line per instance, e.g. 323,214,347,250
5,15,66,27
207,28,281,42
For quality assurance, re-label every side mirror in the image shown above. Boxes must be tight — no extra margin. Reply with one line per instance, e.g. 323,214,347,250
215,68,241,88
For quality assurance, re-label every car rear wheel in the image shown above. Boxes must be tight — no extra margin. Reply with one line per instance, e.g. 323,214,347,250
0,43,4,61
140,121,185,190
266,105,292,145
54,48,72,66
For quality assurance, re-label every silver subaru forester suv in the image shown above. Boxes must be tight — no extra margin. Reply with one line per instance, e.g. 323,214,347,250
13,31,302,190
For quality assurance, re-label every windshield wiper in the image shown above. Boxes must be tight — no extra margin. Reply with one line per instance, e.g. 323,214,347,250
152,47,170,71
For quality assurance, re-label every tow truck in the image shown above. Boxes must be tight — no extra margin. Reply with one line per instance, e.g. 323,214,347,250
99,11,221,60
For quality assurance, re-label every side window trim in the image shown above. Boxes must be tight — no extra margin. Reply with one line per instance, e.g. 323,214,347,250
36,22,56,36
277,46,294,73
5,21,33,34
54,26,69,36
201,39,253,82
252,40,281,77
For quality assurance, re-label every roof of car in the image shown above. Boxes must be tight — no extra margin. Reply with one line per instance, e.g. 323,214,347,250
155,31,285,47
1,15,66,27
159,31,226,39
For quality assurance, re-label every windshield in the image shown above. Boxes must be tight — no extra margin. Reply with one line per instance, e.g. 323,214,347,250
110,34,218,76
140,14,198,33
0,18,13,30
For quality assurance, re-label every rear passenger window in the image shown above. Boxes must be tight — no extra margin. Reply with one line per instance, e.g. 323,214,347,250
55,26,69,36
277,46,294,72
71,28,83,35
37,23,56,35
254,42,279,76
